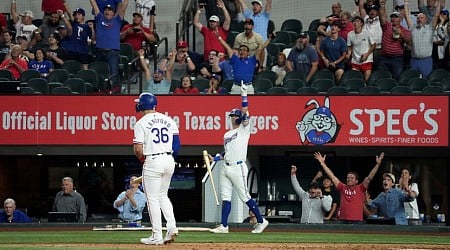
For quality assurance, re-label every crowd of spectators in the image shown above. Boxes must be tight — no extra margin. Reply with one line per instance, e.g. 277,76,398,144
0,0,449,95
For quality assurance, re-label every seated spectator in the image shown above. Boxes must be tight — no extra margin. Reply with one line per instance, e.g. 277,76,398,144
120,12,156,53
28,48,55,78
199,49,222,79
367,173,416,225
173,75,200,94
138,49,171,94
291,165,332,224
11,1,38,42
0,45,28,80
204,73,228,94
46,32,68,69
113,175,147,223
52,176,87,223
271,52,288,86
0,198,32,223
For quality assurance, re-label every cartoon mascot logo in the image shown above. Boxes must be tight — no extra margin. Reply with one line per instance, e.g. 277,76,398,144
296,96,341,145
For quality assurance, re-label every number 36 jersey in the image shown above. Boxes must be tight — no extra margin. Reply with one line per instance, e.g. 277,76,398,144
133,112,179,156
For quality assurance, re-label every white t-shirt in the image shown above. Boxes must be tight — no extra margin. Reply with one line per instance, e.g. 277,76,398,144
347,29,375,64
403,182,420,219
15,20,38,42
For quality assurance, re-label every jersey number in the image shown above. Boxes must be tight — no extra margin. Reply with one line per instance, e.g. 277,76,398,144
151,127,169,143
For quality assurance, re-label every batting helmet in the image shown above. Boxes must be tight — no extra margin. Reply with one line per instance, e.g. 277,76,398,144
135,92,157,112
229,108,242,117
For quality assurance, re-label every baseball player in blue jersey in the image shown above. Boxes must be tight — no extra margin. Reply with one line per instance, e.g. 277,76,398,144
209,84,269,234
133,93,180,245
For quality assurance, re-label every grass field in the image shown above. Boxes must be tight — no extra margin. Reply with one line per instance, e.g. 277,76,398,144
0,230,449,249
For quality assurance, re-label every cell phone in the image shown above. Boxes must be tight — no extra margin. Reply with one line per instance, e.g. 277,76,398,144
132,28,140,32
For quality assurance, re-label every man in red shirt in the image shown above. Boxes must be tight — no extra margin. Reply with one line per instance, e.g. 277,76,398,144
313,151,384,224
120,12,155,52
0,45,28,80
193,0,230,61
0,13,6,43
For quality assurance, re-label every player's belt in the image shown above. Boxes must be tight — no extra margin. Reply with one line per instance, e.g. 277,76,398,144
149,152,171,156
225,161,243,166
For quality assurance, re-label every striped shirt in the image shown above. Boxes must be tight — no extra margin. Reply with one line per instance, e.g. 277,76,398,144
380,22,410,57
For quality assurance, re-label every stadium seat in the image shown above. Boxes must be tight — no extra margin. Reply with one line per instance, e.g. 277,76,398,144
428,69,450,86
341,78,365,93
221,79,234,93
308,18,321,31
76,69,99,92
398,69,421,86
47,69,70,83
20,86,35,94
284,79,305,93
407,78,429,93
0,69,13,80
390,86,412,94
327,86,348,95
170,79,181,93
192,78,209,92
375,78,398,93
311,78,334,93
64,78,87,94
256,70,277,83
51,86,74,95
266,86,288,94
284,70,306,83
421,86,443,94
62,60,82,77
280,19,303,35
359,85,381,94
367,69,392,86
20,69,41,83
296,86,318,94
308,69,334,86
48,82,63,92
27,78,49,94
253,78,273,93
339,70,364,85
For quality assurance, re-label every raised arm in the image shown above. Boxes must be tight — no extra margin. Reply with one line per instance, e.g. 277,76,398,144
405,0,413,29
265,0,273,13
379,0,388,25
314,152,341,187
89,0,100,16
362,152,384,189
432,0,441,29
11,0,19,24
218,34,234,58
193,8,204,32
255,35,272,62
217,0,231,31
138,49,151,80
117,0,129,20
290,165,308,198
359,0,367,18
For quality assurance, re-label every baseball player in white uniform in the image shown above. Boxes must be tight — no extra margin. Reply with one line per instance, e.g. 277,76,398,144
209,84,269,234
133,92,180,245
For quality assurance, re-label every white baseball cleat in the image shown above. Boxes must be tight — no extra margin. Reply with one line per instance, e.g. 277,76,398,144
164,228,178,244
210,224,229,233
251,218,269,233
140,236,164,245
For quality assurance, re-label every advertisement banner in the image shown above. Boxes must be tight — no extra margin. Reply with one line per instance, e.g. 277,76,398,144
0,95,448,146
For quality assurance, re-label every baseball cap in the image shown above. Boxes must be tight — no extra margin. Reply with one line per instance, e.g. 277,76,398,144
104,4,115,11
441,9,450,15
20,10,34,18
133,12,143,18
153,69,164,74
57,24,67,30
210,73,221,81
229,108,242,117
383,173,396,183
390,11,400,18
176,40,188,48
367,5,380,11
73,8,86,16
353,15,364,23
298,32,309,39
209,15,220,22
395,5,405,11
251,0,263,7
243,18,254,25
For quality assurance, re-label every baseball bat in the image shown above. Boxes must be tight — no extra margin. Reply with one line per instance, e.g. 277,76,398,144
203,150,220,206
133,176,143,184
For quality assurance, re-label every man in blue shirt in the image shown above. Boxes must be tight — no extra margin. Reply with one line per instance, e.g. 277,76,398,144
368,173,415,225
239,0,272,41
0,198,32,223
89,0,129,94
114,176,147,223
